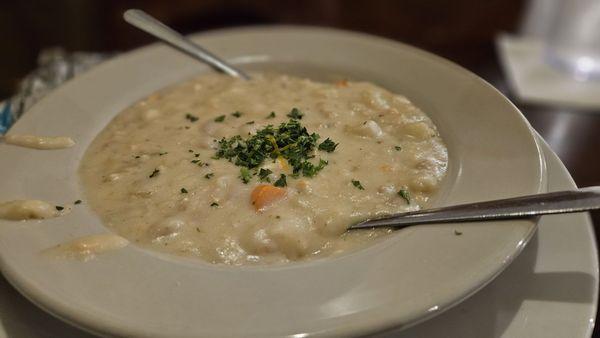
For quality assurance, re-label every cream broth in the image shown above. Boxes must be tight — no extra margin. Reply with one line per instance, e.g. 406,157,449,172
4,134,75,149
0,200,65,220
79,73,448,265
43,234,129,261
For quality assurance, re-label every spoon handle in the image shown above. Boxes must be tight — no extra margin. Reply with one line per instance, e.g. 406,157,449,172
123,9,250,80
350,186,600,229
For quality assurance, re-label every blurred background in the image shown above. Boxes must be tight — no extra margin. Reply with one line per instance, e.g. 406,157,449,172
0,0,526,98
0,0,599,335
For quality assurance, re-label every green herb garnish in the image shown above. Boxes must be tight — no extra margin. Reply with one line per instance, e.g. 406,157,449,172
300,159,328,178
274,174,287,187
454,230,463,236
240,167,252,184
214,115,226,122
232,111,242,118
395,146,402,151
158,152,168,156
210,202,219,207
246,121,255,125
318,138,338,152
351,180,364,190
181,188,188,194
258,168,272,182
185,113,199,122
214,118,335,183
204,173,214,179
266,111,276,119
398,189,411,204
286,107,304,120
149,169,160,178
74,200,82,205
55,205,64,211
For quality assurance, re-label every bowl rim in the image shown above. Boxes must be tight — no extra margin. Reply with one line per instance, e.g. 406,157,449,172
0,24,546,337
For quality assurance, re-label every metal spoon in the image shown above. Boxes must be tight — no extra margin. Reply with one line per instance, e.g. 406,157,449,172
350,186,600,230
123,9,250,80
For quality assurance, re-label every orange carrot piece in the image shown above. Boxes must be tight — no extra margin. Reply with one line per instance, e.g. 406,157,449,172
335,79,349,87
251,184,287,212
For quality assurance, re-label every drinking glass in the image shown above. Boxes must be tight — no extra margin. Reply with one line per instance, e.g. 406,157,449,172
544,0,600,81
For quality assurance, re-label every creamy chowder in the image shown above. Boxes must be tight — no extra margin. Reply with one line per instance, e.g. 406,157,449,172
79,73,447,265
43,234,129,261
4,134,75,149
0,200,67,220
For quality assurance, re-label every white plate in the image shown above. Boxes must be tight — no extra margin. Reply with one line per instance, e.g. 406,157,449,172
0,27,545,336
0,137,595,338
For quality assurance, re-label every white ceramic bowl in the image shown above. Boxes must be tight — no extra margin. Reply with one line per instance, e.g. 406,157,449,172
0,26,545,337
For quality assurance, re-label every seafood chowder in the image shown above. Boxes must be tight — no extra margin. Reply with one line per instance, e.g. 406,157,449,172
79,73,447,265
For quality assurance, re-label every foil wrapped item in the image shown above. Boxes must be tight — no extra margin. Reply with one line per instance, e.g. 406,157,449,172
0,48,110,134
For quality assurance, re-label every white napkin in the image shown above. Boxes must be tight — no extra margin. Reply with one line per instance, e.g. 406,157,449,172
496,34,600,109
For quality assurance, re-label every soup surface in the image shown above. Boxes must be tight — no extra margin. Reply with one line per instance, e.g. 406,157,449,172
80,73,448,265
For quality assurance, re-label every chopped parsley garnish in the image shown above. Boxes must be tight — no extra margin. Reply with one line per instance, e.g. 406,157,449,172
454,230,463,236
213,118,335,183
180,188,188,194
74,200,82,205
351,180,364,190
286,107,304,120
274,174,287,187
194,153,200,157
214,115,226,122
398,189,411,204
318,138,338,152
300,159,328,178
192,160,209,167
232,111,242,118
188,149,194,153
158,152,168,156
239,167,252,184
185,113,199,122
204,173,214,179
134,155,141,159
258,168,272,182
55,205,64,211
395,146,402,151
266,111,276,119
149,168,160,178
210,202,219,207
246,121,255,125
